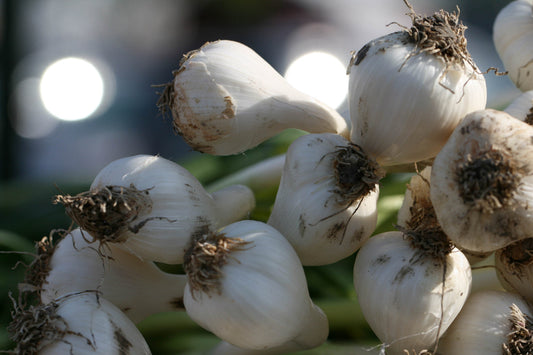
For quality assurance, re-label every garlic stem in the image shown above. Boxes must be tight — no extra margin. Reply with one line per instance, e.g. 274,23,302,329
206,154,285,192
211,185,255,227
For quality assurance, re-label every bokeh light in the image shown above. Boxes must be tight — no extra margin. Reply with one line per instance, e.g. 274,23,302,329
284,51,348,109
39,57,105,121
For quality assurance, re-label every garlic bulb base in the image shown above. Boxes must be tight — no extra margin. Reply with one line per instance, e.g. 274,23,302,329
184,232,251,297
53,185,153,244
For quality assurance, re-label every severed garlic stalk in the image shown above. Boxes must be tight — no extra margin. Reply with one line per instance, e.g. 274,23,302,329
8,291,151,354
504,90,533,124
267,133,383,265
158,40,349,155
54,155,255,264
183,220,328,351
438,290,533,354
32,228,186,324
347,1,486,167
430,109,533,253
493,0,533,91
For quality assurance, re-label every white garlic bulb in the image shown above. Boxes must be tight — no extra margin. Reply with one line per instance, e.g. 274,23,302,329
493,0,533,91
37,228,186,323
431,109,533,253
159,40,349,155
54,154,255,264
504,90,533,124
9,292,151,354
267,133,382,266
353,231,471,355
183,220,328,350
347,5,486,166
438,290,533,354
495,238,533,304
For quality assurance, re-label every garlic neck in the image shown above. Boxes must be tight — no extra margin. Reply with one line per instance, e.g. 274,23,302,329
210,185,255,227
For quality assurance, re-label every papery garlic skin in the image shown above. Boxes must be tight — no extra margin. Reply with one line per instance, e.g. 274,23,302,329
183,220,328,350
493,0,533,91
267,133,380,266
431,109,533,253
66,154,254,264
165,40,349,155
40,228,186,323
23,292,151,354
495,238,533,304
353,231,471,355
504,90,533,123
438,290,532,355
348,23,486,166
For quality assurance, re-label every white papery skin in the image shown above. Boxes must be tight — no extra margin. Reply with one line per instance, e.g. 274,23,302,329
504,90,533,122
430,109,533,253
353,231,471,355
493,0,533,91
90,154,255,264
41,228,186,323
495,239,533,304
171,40,349,155
348,31,486,166
438,290,532,355
39,292,151,354
184,220,328,350
267,133,379,266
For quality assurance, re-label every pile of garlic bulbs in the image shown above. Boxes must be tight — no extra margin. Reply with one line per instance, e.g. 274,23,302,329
7,0,533,354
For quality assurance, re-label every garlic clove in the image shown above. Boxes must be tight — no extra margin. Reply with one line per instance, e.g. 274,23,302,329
8,291,151,354
54,155,255,264
267,133,382,266
353,231,471,355
493,0,533,91
504,90,533,124
36,229,186,324
495,238,533,304
183,220,328,350
347,5,486,166
438,290,533,355
159,40,349,155
430,109,533,253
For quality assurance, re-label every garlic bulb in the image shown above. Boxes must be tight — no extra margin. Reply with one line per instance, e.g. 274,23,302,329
493,0,533,91
54,154,255,264
430,109,533,253
353,231,471,355
183,220,328,350
504,90,533,124
347,3,486,166
267,133,382,266
397,166,491,265
8,291,151,354
158,40,349,155
495,238,533,304
438,290,533,354
35,228,186,323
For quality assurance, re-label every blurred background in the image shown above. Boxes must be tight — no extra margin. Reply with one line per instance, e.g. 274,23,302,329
0,0,518,353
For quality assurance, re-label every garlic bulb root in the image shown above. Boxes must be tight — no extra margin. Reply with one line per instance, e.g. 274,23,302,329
495,238,533,304
54,184,156,244
184,232,251,297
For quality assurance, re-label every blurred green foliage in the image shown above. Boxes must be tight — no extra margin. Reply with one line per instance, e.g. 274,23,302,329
0,130,410,354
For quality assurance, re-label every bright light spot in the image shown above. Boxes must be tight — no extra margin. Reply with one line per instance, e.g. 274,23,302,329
284,51,348,109
39,57,104,121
